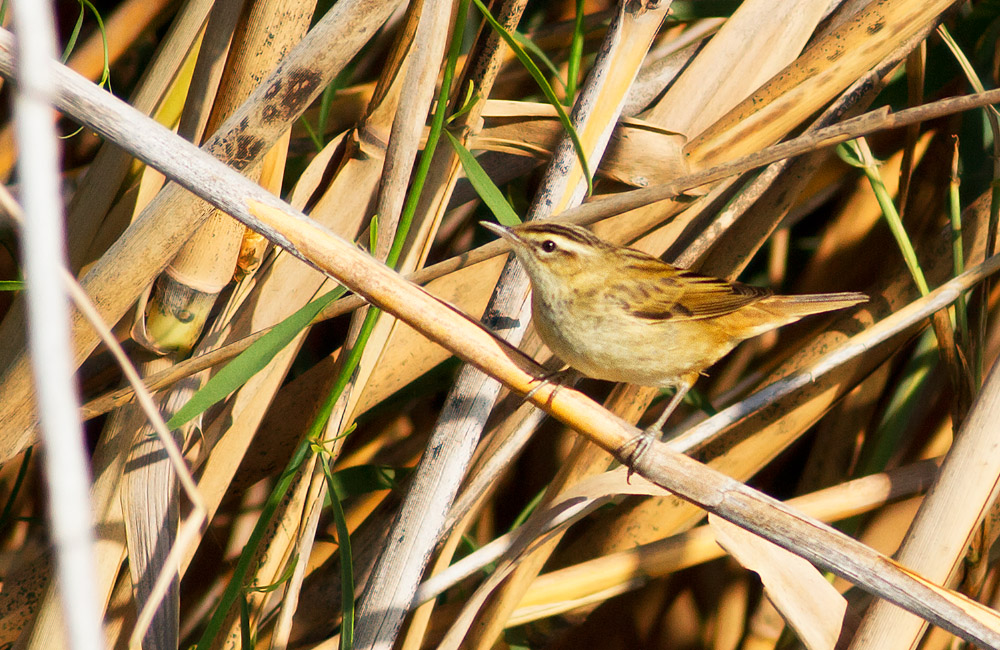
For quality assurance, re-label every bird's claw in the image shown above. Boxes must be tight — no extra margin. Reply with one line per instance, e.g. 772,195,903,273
524,368,578,402
618,426,661,484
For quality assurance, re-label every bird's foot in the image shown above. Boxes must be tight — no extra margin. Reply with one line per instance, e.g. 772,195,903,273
617,382,693,483
618,425,662,484
525,367,580,402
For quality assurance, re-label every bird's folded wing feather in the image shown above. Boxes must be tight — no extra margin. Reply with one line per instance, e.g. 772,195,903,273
623,259,770,321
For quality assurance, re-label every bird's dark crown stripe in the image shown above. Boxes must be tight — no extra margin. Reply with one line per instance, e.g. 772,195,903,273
518,223,603,246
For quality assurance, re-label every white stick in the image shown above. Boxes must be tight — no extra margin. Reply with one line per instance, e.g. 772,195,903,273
9,2,102,649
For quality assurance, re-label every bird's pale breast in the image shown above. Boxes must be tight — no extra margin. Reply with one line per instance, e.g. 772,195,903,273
530,280,738,387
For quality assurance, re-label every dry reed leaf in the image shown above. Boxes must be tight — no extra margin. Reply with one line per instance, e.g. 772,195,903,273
87,54,198,285
471,100,687,186
118,4,318,646
66,0,216,273
849,352,1000,647
710,514,847,650
643,0,831,140
182,45,406,594
688,0,956,166
6,403,134,649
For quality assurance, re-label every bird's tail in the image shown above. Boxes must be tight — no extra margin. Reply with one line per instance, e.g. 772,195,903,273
760,291,869,318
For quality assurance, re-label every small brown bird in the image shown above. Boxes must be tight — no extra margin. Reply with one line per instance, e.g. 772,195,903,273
482,220,867,460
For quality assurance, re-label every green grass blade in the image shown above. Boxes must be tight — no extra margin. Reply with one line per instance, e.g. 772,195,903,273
938,22,999,386
196,436,313,649
511,30,567,96
445,130,521,226
470,0,593,195
320,457,355,650
168,287,346,429
385,0,470,269
565,0,585,101
839,139,930,296
240,593,253,650
949,140,969,341
61,3,85,63
0,447,31,534
72,0,111,87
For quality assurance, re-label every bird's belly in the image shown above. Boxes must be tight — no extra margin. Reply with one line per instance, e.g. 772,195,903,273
533,300,732,387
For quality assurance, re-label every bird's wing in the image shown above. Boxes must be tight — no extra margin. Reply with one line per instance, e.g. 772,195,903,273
623,261,770,321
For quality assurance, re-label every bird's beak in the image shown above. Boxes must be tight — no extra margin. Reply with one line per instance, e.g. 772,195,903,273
480,221,517,243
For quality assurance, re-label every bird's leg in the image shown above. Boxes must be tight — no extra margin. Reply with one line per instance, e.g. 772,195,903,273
619,379,694,482
525,367,580,401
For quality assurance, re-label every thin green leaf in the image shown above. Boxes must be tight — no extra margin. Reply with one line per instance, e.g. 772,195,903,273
320,457,355,650
246,556,298,594
848,138,930,296
445,130,521,226
240,592,254,650
682,386,718,417
856,329,938,477
566,0,586,101
299,115,325,152
471,0,593,195
510,487,545,530
949,138,969,342
448,80,478,123
168,287,346,429
74,0,112,88
61,4,85,63
386,0,470,269
511,31,568,96
196,436,313,650
0,447,31,534
835,142,865,168
939,22,999,386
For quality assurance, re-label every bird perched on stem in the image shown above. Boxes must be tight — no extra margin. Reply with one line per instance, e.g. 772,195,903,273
482,220,868,467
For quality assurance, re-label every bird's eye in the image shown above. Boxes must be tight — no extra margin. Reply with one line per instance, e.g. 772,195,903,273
541,240,557,253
